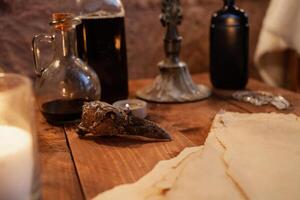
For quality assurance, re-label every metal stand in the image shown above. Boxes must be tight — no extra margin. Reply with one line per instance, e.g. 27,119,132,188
136,0,211,103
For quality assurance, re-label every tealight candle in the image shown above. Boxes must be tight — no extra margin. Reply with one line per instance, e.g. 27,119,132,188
0,125,33,200
113,99,147,119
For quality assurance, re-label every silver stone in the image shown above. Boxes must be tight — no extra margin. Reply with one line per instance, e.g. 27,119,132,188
232,91,290,110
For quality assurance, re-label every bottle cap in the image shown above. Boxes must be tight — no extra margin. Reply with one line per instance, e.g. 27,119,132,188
50,13,80,30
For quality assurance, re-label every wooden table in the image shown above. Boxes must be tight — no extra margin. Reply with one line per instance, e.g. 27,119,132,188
37,73,300,200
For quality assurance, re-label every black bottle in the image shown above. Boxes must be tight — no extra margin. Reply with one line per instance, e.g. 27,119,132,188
210,0,249,89
76,16,129,103
75,0,129,104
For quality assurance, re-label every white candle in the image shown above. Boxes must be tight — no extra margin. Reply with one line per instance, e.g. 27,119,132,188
0,126,33,200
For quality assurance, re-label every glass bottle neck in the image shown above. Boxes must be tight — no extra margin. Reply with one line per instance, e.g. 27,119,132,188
224,0,235,7
55,28,77,58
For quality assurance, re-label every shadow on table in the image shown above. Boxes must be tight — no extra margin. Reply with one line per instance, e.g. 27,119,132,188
79,135,170,148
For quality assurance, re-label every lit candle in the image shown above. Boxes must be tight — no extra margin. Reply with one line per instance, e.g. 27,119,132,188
0,126,33,200
113,99,147,119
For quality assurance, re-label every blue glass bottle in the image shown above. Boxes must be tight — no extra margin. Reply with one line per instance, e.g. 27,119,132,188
210,0,249,89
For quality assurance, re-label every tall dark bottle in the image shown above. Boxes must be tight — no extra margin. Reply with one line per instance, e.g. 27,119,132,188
75,0,128,103
210,0,249,89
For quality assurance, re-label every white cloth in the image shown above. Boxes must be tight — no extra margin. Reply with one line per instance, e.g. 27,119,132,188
255,0,300,87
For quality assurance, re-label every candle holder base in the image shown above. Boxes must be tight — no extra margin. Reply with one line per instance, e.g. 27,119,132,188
136,62,211,103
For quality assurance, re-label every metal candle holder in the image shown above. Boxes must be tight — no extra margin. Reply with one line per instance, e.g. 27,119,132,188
136,0,211,103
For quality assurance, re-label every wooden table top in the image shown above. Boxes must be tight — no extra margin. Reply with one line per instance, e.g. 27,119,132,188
37,73,300,200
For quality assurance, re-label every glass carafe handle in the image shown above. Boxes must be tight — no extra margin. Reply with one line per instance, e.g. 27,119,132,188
32,34,55,76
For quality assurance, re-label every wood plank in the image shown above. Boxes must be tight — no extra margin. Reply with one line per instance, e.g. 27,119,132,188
64,75,247,199
129,77,250,145
37,73,300,199
65,126,194,199
190,73,300,115
67,73,300,199
139,96,246,145
37,110,84,200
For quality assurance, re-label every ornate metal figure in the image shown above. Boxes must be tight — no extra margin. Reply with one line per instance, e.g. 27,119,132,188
136,0,211,103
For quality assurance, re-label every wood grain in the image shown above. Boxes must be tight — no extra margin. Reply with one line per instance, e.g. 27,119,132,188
65,126,194,199
64,74,248,199
129,78,247,145
37,73,300,199
189,73,300,115
37,111,84,200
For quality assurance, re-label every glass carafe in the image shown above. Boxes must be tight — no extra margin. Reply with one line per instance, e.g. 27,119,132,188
32,13,101,124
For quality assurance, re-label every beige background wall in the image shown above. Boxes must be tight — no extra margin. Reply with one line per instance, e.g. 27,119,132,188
124,0,270,79
0,0,269,79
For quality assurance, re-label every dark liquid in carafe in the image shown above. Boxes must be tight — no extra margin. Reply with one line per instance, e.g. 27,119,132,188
76,16,128,103
41,99,85,124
